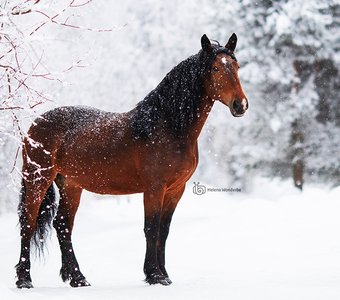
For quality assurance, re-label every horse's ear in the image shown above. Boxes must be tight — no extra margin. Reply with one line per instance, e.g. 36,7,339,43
201,34,212,52
225,33,237,52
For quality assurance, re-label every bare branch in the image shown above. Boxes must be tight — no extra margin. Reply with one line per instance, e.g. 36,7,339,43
11,0,41,16
10,144,21,174
69,0,94,8
0,106,25,111
30,1,113,35
1,0,113,151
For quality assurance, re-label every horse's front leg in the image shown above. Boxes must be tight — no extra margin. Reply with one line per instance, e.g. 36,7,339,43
143,186,169,285
158,185,185,285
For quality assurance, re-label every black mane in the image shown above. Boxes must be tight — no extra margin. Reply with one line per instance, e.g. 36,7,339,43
131,44,233,139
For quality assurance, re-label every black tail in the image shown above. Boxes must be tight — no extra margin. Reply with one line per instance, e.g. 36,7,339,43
18,180,57,256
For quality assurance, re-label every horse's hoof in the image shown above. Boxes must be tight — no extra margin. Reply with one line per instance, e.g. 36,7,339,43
165,277,172,285
16,279,33,289
145,274,171,286
70,278,91,288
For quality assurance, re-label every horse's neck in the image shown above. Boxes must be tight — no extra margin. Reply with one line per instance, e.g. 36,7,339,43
188,95,214,142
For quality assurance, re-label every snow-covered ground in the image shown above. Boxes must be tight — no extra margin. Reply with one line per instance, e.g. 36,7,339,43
1,178,340,300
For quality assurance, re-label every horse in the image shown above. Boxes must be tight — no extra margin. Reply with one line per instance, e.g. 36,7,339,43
15,33,248,289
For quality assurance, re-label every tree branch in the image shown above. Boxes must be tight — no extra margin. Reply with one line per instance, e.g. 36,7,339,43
11,0,41,16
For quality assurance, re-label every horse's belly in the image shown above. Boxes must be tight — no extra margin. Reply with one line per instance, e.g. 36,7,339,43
60,170,144,195
56,149,143,195
83,180,143,195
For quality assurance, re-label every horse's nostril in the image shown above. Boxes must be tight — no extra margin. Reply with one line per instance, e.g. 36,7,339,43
232,100,240,111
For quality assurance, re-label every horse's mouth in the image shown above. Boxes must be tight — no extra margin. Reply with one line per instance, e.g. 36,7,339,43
230,109,246,117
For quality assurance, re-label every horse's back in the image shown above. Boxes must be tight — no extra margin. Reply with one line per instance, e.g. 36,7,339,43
28,106,123,143
25,106,127,166
36,106,117,132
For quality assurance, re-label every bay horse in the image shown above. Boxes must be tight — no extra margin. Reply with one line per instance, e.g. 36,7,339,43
15,33,248,288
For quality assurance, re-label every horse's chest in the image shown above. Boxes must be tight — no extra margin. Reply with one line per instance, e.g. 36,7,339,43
165,152,198,189
140,142,199,190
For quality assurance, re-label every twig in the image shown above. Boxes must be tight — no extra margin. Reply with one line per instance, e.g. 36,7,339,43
30,0,112,36
11,0,41,16
0,106,24,111
10,144,21,174
70,0,93,8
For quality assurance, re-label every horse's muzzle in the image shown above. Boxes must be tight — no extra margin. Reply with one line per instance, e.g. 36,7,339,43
231,98,248,117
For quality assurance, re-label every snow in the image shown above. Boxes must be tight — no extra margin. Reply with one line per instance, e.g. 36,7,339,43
1,178,340,299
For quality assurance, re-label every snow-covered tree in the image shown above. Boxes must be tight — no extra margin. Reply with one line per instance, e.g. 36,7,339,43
0,0,103,211
205,0,340,188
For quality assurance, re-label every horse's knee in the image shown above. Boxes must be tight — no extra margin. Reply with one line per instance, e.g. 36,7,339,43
144,213,161,237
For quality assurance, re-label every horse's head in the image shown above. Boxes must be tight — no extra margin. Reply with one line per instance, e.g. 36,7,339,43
201,33,248,117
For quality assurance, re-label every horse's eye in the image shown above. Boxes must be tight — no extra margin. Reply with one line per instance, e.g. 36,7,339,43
213,66,219,72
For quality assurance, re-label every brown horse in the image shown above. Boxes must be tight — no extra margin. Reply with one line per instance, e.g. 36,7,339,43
15,33,248,288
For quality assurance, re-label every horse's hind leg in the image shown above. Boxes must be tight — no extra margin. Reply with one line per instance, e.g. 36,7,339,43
53,174,90,287
16,175,56,288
